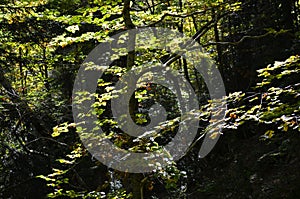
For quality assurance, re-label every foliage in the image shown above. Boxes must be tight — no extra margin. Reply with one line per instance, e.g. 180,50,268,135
0,0,299,198
225,55,300,136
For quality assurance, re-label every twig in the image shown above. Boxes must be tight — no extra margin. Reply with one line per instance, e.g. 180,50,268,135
25,137,68,147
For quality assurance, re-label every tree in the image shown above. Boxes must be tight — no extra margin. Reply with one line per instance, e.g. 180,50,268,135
0,0,299,198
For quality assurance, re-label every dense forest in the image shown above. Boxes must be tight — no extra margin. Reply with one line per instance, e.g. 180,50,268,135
0,0,299,198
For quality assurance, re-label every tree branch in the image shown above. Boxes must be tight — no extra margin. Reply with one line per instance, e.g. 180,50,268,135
139,2,239,28
0,67,49,136
203,30,292,47
162,12,230,66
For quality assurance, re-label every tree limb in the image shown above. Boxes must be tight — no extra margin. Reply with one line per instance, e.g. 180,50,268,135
203,30,293,47
0,67,49,136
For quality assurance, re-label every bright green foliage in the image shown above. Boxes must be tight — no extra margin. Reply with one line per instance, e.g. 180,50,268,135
1,0,300,198
226,55,300,137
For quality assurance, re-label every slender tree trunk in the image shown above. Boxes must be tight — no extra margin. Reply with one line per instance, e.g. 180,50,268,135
122,1,144,198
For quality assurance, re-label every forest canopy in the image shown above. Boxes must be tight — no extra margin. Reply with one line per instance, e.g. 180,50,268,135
0,0,299,198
